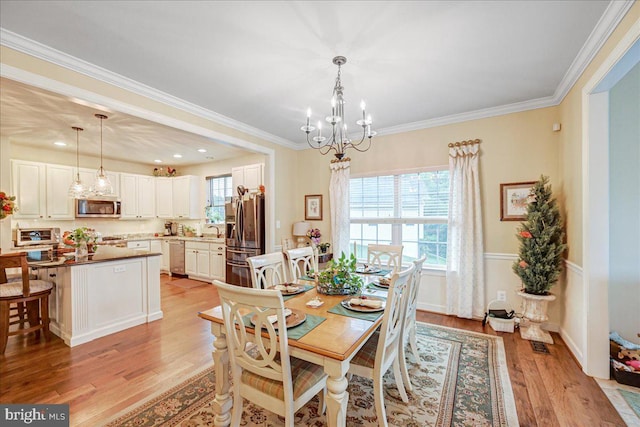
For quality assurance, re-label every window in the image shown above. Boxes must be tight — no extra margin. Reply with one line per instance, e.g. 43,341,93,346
350,168,449,267
205,174,232,224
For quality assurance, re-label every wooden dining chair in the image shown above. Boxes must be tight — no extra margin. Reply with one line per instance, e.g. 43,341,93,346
213,280,327,427
347,263,415,427
284,246,317,281
398,256,426,392
247,252,289,289
367,244,404,273
0,252,54,354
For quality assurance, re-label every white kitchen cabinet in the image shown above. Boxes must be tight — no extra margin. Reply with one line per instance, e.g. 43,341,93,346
121,173,156,219
149,240,162,254
173,176,201,219
46,164,76,219
160,239,171,272
210,243,226,281
185,241,211,280
231,163,263,193
78,168,120,197
11,160,74,220
155,177,173,218
127,240,150,251
11,160,46,219
155,175,201,219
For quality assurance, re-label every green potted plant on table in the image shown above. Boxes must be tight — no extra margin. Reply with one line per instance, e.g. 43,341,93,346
512,175,567,344
316,252,363,295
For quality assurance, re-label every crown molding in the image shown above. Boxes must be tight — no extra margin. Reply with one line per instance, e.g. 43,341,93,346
552,0,635,104
375,0,635,138
0,28,299,150
376,96,555,136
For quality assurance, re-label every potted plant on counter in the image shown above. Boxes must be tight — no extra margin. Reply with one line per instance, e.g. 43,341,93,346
512,175,566,344
63,227,97,257
316,252,363,295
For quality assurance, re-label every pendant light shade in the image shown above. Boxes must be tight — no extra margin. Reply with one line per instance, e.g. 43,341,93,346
91,113,114,196
68,126,88,198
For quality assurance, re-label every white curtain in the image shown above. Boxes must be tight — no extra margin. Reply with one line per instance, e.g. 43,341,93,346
329,159,351,258
446,143,485,319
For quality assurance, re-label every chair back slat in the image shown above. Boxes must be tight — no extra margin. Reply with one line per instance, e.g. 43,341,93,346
367,244,403,273
247,252,288,289
0,252,31,297
403,256,426,339
213,280,293,390
377,264,414,364
284,247,317,281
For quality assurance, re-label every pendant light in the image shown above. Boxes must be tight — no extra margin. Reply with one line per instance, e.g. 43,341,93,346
68,126,88,198
91,113,113,196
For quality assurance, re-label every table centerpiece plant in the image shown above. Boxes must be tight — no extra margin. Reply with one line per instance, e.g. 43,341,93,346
316,252,363,295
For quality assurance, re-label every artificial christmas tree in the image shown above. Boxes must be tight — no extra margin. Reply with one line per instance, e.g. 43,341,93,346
512,175,567,343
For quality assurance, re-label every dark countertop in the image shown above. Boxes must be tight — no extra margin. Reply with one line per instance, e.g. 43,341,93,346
27,246,161,269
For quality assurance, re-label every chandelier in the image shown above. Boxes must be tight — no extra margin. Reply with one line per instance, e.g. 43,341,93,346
68,126,88,198
301,56,376,160
91,113,114,196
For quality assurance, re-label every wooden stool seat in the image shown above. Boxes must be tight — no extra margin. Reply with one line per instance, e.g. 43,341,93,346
1,280,53,298
0,252,54,354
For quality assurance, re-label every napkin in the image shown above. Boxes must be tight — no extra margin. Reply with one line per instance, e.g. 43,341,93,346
349,298,383,309
266,308,292,324
274,284,299,292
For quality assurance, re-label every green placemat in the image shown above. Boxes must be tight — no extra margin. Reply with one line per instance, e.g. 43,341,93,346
300,275,316,281
282,284,315,301
328,300,384,322
242,313,326,340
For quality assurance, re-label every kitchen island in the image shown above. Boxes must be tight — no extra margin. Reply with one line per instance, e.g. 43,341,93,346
27,246,162,347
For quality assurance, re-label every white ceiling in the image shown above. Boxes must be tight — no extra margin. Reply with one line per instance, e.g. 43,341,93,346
0,1,629,166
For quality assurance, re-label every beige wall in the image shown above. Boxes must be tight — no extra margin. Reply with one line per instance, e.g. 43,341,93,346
295,106,561,255
558,2,639,266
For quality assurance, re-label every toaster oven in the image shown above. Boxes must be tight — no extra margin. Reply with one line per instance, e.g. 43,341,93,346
14,227,60,247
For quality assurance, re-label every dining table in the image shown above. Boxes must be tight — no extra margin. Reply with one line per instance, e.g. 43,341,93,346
198,274,390,427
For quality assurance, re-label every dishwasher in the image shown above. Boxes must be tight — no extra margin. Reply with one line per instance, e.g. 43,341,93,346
168,240,186,275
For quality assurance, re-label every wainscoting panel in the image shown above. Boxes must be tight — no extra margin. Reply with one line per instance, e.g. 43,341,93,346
415,253,586,369
559,260,585,367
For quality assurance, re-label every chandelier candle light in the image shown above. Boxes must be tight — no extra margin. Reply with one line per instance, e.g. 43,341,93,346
92,113,114,196
302,56,376,160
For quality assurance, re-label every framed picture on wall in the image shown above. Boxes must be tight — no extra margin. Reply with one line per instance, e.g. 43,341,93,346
500,181,536,221
305,194,323,220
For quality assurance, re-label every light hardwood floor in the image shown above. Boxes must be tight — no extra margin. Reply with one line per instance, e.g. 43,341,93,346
0,275,625,426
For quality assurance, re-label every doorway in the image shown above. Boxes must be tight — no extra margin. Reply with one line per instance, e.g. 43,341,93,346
583,29,639,378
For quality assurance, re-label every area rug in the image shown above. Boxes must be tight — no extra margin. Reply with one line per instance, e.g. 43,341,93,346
103,323,519,426
167,278,209,289
596,378,640,427
620,389,640,418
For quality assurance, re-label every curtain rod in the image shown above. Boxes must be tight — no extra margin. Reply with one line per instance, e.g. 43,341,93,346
448,138,481,148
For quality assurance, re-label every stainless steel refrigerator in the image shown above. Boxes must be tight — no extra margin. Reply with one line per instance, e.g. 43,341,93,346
225,191,265,287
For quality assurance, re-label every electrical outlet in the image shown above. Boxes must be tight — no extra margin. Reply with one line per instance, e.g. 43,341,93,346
497,291,507,301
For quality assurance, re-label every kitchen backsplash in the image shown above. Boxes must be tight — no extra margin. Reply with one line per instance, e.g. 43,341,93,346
11,218,211,239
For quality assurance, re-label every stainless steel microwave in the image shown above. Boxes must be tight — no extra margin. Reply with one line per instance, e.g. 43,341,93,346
75,198,121,218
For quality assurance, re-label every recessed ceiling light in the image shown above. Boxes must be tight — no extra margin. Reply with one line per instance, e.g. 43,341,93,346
154,159,163,163
54,141,67,146
173,154,182,158
197,148,207,153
